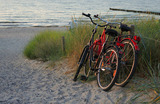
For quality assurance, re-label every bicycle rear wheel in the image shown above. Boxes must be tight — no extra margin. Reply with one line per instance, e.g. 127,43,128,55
115,40,137,87
73,45,89,81
97,47,120,91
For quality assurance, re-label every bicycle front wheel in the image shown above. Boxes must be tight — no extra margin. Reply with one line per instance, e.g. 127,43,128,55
115,40,137,87
73,45,89,81
97,47,120,91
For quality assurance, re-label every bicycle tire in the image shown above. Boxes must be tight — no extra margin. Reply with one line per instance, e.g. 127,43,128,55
84,50,96,77
97,46,120,91
73,45,89,81
84,53,90,76
115,40,137,87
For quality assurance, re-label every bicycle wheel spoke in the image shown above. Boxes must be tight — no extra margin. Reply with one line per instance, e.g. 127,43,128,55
124,64,131,72
121,44,129,55
121,48,133,60
111,53,116,63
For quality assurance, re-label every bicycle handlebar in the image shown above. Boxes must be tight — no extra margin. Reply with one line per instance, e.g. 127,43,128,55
82,13,131,31
82,13,109,27
82,12,120,28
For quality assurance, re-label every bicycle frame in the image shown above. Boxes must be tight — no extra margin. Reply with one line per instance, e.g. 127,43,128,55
88,27,126,72
90,28,106,56
87,25,108,71
88,27,121,72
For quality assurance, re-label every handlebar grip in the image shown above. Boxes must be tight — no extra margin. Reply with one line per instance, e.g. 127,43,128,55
82,13,90,17
94,14,98,18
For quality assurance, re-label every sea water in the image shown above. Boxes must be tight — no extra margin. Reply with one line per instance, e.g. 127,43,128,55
0,0,159,28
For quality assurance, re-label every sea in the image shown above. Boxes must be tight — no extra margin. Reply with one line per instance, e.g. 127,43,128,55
0,0,159,28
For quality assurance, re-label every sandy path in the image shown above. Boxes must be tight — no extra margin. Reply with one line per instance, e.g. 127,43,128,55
0,27,149,104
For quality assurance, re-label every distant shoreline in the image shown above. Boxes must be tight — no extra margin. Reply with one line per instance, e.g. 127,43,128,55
0,25,69,30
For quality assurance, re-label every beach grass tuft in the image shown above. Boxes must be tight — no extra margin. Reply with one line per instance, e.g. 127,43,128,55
23,30,65,61
133,18,160,75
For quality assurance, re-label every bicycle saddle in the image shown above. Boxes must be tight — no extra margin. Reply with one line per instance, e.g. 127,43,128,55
105,29,118,37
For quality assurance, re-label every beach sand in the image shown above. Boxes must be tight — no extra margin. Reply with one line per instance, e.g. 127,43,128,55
0,27,153,104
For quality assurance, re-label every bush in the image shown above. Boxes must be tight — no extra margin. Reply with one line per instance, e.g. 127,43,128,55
24,31,65,61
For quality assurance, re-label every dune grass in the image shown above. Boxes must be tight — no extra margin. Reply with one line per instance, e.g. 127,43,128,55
65,23,94,62
23,31,65,61
127,18,160,103
134,18,160,73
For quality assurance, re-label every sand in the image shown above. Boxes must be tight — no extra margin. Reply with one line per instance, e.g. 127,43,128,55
0,27,153,104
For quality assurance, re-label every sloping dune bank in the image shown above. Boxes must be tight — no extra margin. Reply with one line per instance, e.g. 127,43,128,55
0,27,155,104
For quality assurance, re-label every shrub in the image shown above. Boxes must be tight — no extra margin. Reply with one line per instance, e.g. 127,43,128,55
24,31,65,61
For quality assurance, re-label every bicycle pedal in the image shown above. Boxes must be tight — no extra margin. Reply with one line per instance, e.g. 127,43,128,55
80,75,88,81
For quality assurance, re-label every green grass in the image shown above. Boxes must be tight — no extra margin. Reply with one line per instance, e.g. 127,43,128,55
23,30,65,61
126,17,160,103
65,23,94,62
132,18,160,76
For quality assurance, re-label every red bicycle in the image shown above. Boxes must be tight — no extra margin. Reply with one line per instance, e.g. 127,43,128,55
73,13,123,91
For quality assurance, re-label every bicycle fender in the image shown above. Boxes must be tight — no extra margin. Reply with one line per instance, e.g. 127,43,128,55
122,38,140,51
